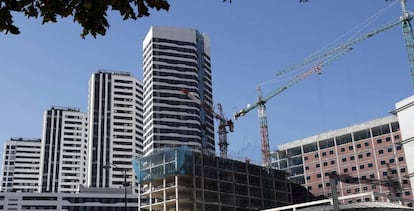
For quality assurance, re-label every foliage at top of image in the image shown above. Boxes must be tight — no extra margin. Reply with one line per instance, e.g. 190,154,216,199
0,0,170,38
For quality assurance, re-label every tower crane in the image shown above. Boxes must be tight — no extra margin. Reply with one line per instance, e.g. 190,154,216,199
234,48,351,167
181,88,234,158
234,0,414,167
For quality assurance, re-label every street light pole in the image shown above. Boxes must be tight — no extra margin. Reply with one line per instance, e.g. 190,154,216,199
103,163,128,211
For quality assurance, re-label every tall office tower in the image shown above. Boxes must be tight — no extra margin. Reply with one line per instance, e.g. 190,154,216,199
271,115,414,205
0,138,41,192
87,71,143,189
39,107,88,193
142,26,214,156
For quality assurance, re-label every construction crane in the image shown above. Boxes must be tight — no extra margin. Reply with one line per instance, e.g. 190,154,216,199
234,49,351,167
234,0,414,167
181,88,234,158
276,0,414,85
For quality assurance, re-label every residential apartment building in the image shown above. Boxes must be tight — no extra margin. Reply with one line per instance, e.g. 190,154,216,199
87,71,143,190
39,106,88,193
142,26,215,156
133,147,292,211
271,115,413,205
0,138,41,193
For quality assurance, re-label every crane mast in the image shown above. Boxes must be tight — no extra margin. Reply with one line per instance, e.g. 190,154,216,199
257,86,271,166
217,103,232,158
401,0,414,87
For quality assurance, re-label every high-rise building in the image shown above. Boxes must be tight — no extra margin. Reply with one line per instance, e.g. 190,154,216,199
0,138,41,193
142,26,214,156
39,107,88,193
271,115,414,205
87,71,143,189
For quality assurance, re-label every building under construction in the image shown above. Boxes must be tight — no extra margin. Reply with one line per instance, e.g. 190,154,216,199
133,147,292,211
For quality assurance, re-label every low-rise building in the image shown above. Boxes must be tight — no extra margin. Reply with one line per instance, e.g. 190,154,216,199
133,147,292,211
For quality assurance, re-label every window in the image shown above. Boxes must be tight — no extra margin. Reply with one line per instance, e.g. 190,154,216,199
352,166,357,171
355,188,360,193
363,186,368,191
379,149,384,154
358,154,363,159
405,191,411,196
329,150,334,155
360,165,365,169
368,163,373,168
304,156,308,161
344,168,348,173
315,154,319,158
308,186,312,190
341,148,345,152
380,160,386,165
392,169,397,174
361,176,366,180
305,166,309,170
399,157,404,162
317,174,321,178
401,168,406,173
350,156,355,160
322,152,327,156
331,160,335,165
372,184,377,189
342,158,347,162
387,147,393,152
306,176,311,180
395,135,400,140
370,174,375,179
357,144,361,148
318,184,323,188
377,139,382,144
316,164,320,168
390,158,395,163
383,172,388,176
349,146,354,150
347,189,351,193
323,162,328,166
386,137,391,142
364,142,369,147
366,152,371,157
396,145,402,150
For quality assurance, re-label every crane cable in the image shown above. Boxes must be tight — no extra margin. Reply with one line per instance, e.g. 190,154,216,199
275,0,400,77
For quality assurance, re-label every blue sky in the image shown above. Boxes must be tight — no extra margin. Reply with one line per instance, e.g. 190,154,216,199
1,0,413,164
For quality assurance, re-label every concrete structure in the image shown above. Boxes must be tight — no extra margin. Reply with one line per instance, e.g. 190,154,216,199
142,26,215,156
271,115,413,206
0,188,138,210
0,138,41,193
39,106,88,193
133,147,292,211
87,71,143,190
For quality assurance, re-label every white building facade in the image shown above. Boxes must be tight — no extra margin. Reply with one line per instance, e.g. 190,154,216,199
142,26,215,156
0,138,41,193
395,95,414,188
87,71,143,190
39,107,88,193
